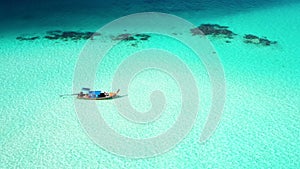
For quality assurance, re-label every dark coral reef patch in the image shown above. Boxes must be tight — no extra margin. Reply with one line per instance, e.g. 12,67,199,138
135,34,151,41
16,36,40,41
16,30,101,41
243,34,277,46
112,33,151,41
113,33,136,41
111,33,151,47
16,26,277,47
16,31,151,44
191,23,277,47
191,24,237,39
44,30,100,41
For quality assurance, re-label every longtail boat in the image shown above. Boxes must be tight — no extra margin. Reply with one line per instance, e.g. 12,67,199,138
77,88,120,100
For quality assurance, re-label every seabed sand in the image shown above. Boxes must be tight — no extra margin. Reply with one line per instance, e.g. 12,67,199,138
0,0,299,168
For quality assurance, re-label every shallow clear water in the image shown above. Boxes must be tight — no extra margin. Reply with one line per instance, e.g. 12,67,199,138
0,0,299,168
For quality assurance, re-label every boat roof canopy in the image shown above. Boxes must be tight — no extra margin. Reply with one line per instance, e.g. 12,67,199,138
81,88,90,91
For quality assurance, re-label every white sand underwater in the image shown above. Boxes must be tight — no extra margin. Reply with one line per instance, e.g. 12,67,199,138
0,1,299,168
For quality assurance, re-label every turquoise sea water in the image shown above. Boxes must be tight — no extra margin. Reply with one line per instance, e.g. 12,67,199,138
1,0,299,168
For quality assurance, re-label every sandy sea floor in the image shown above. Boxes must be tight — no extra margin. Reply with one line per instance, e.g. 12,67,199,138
0,0,299,168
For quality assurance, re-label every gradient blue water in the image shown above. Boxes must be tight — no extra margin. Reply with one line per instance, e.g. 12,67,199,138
0,0,299,168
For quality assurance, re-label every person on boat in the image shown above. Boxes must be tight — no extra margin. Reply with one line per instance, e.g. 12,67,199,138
99,92,109,97
78,92,89,98
99,92,105,97
84,94,89,98
78,92,84,97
